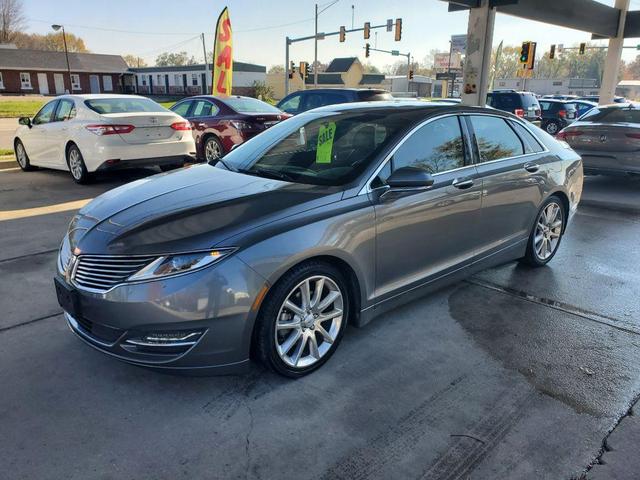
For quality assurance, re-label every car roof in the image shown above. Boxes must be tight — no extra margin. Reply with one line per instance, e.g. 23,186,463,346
59,94,150,101
307,100,503,117
539,99,576,104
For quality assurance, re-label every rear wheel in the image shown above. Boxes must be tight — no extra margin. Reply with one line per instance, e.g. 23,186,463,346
545,120,560,135
520,196,566,267
67,144,90,184
203,136,223,163
254,261,349,378
15,139,34,171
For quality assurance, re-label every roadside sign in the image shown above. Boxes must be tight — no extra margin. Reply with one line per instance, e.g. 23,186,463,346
451,34,467,54
436,72,457,80
391,50,399,56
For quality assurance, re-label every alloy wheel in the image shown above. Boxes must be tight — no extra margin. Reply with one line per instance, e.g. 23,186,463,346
69,149,83,180
534,201,563,260
16,143,26,168
205,138,221,161
546,122,559,135
274,275,344,369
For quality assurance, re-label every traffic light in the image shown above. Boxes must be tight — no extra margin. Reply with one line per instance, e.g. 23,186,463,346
299,61,309,79
394,18,402,42
339,25,346,43
519,41,531,64
579,42,586,55
288,61,296,79
364,22,370,40
408,70,414,80
526,42,536,70
549,44,556,60
365,43,370,58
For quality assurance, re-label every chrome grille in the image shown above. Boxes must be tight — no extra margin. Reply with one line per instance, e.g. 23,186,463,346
72,255,157,291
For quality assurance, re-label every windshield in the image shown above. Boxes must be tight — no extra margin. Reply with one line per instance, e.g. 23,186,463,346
222,96,281,114
580,107,640,123
84,98,166,114
220,111,413,186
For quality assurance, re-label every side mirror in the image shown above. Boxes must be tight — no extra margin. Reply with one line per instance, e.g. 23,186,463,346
386,166,434,189
18,117,31,128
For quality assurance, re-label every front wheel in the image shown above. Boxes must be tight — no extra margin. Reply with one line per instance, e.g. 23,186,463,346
545,120,561,136
203,136,223,163
254,262,349,378
520,196,565,267
67,144,90,184
15,140,34,171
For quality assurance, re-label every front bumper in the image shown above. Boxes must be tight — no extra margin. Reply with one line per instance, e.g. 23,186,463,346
56,256,268,374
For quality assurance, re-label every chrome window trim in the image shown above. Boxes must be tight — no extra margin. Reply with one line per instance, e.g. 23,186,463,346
360,113,467,194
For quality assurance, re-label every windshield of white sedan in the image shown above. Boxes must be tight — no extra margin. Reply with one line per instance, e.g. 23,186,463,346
227,112,410,186
84,98,167,114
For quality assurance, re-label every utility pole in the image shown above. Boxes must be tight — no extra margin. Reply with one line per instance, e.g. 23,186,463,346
201,33,209,94
351,5,354,29
314,3,319,88
285,36,290,96
51,24,71,93
447,40,453,97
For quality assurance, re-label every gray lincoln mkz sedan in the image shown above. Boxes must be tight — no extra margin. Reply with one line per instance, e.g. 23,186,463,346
55,101,583,377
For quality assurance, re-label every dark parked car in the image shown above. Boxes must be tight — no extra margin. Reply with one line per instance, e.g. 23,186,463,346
276,88,392,115
542,94,579,101
55,102,582,377
538,99,578,135
486,90,541,122
170,95,290,162
558,103,640,176
577,95,627,104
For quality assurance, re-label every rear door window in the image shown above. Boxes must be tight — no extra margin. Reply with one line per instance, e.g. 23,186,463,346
54,99,76,122
191,100,218,117
171,101,192,117
469,115,524,162
509,121,544,153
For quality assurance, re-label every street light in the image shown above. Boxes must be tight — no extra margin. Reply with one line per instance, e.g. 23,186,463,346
52,24,71,94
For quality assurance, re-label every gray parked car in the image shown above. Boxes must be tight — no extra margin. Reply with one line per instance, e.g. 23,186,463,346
558,103,640,176
55,101,583,377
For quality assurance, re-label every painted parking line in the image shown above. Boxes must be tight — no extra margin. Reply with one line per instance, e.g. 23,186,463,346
0,198,92,222
0,166,20,172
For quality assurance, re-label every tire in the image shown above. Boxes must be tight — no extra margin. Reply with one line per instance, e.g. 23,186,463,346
203,136,224,163
14,139,34,171
66,144,90,184
545,120,561,136
254,261,350,378
520,196,566,267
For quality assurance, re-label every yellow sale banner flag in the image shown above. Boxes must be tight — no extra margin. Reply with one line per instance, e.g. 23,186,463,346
212,7,232,96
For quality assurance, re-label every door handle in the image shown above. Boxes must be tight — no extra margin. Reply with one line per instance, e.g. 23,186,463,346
197,122,206,128
452,178,474,189
524,162,540,173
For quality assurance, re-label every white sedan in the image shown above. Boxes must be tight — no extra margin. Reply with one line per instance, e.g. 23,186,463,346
13,94,197,183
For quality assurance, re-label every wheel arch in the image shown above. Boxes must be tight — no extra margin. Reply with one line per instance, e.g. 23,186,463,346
547,189,571,233
249,253,363,355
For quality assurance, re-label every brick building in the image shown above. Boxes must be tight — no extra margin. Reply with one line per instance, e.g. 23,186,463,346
0,46,130,95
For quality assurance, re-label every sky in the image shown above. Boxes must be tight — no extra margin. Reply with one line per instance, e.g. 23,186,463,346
19,0,640,69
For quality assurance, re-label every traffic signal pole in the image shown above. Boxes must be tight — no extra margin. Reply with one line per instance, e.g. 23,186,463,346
284,21,395,96
366,46,411,78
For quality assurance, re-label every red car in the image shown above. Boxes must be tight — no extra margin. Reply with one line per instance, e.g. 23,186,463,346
170,95,290,162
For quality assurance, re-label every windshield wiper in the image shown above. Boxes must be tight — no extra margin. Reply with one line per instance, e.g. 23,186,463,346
211,156,237,172
238,167,294,182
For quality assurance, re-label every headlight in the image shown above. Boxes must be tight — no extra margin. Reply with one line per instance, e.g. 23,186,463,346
128,249,235,282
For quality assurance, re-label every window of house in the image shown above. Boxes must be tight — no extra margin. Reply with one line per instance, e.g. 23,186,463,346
20,72,32,89
156,74,163,85
552,81,563,86
498,81,506,87
391,116,466,174
71,74,81,90
174,74,182,86
103,75,113,92
191,74,198,86
469,116,524,162
0,72,4,89
141,76,147,86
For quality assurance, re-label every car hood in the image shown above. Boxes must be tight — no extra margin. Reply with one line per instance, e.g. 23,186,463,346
69,164,343,255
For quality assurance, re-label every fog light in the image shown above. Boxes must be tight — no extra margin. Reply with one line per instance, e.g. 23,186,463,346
125,330,204,348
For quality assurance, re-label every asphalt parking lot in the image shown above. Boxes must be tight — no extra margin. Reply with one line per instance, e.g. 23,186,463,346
1,159,639,479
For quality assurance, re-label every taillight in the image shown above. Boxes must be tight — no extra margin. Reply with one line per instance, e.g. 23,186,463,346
230,120,253,131
514,108,525,118
556,130,583,140
558,109,566,118
170,121,192,131
625,132,640,139
86,124,135,135
535,109,541,117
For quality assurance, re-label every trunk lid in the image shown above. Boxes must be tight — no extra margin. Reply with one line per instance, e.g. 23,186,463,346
564,123,640,153
101,112,184,144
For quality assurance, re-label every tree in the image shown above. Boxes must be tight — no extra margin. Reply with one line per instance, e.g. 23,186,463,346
155,51,197,67
0,0,25,43
12,31,89,52
362,62,381,74
122,54,147,68
624,55,640,80
268,65,284,74
253,81,275,103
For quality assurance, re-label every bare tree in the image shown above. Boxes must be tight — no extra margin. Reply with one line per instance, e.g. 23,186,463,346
0,0,25,44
